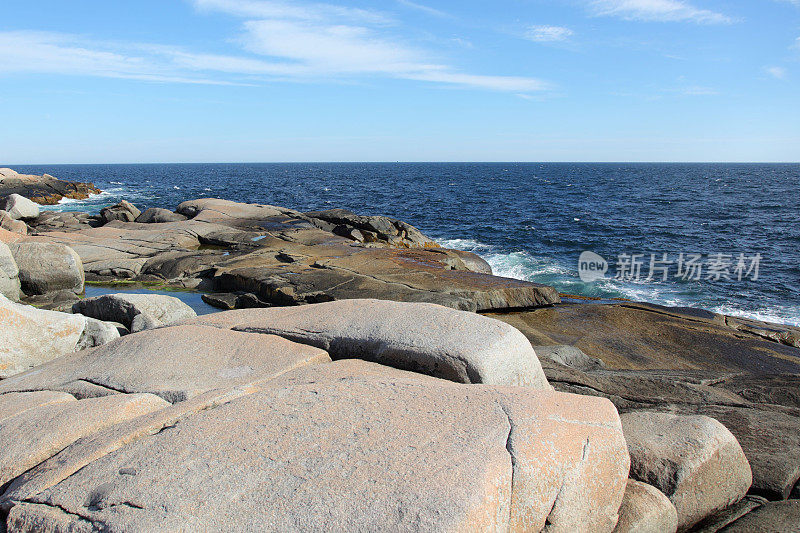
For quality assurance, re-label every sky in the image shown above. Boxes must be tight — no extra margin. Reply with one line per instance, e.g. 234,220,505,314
0,0,799,163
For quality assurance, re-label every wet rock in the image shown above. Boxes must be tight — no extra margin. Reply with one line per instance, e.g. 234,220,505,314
185,299,551,388
9,242,85,295
621,410,752,530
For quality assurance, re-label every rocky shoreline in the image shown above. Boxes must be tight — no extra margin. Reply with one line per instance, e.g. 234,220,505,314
1,171,799,532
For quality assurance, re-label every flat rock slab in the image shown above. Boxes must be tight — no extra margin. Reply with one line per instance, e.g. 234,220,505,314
621,411,752,531
721,500,800,532
3,360,629,532
0,294,86,378
0,393,169,487
185,299,550,388
0,324,332,403
490,302,800,373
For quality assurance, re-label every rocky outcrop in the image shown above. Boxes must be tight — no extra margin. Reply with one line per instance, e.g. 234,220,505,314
185,299,550,388
0,324,331,403
24,198,560,312
0,360,629,532
0,168,100,205
99,200,140,224
613,479,678,533
621,411,752,530
0,210,27,234
0,194,39,220
304,207,437,247
0,393,169,487
0,296,124,377
72,293,196,332
0,242,21,301
0,294,87,377
9,242,84,295
135,207,187,223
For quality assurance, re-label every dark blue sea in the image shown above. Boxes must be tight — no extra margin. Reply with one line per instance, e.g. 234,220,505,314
11,163,800,326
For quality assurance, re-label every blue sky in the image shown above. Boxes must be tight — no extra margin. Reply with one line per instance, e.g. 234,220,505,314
1,0,798,163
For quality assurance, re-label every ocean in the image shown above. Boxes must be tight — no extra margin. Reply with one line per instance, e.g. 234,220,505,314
11,162,800,326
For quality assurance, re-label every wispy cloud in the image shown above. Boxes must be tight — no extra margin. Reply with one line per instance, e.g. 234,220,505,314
765,66,787,79
588,0,733,24
524,25,574,42
396,0,451,18
0,0,548,93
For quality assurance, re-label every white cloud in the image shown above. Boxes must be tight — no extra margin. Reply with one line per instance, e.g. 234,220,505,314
0,1,548,93
396,0,450,18
588,0,733,24
524,25,574,42
765,66,787,79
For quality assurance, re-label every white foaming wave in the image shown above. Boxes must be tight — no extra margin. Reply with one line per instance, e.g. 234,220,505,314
711,304,800,328
437,238,492,253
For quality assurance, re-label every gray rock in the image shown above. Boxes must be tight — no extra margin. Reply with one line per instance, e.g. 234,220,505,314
0,209,27,234
1,360,629,532
9,242,85,295
76,317,121,350
722,500,800,532
130,312,162,332
621,411,752,531
135,207,187,223
0,294,87,378
185,298,551,388
613,479,678,533
72,293,196,330
0,324,331,403
100,200,140,224
534,345,606,370
0,241,21,300
0,194,40,220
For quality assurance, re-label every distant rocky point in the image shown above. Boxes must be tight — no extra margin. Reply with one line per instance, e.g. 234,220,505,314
0,168,100,205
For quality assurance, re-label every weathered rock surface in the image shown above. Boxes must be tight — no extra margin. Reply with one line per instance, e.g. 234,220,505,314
0,242,21,301
0,227,24,244
0,210,27,234
9,242,84,295
1,360,629,532
135,207,186,223
613,479,678,533
23,198,559,311
0,194,39,220
0,324,332,402
0,393,169,487
721,500,800,532
533,344,606,370
0,294,86,378
75,317,121,350
0,390,75,423
72,293,196,331
621,411,752,530
0,168,100,205
185,299,550,388
99,200,140,224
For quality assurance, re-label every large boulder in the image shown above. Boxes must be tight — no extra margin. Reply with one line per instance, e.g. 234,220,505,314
621,411,752,531
9,242,84,295
76,317,121,350
176,198,297,221
100,200,140,224
0,242,21,300
1,360,629,532
0,193,39,220
185,299,551,388
613,479,678,533
73,293,197,332
0,294,86,378
0,393,169,487
0,209,27,234
135,207,187,223
0,324,331,403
